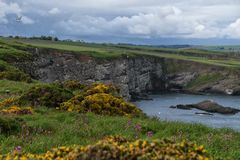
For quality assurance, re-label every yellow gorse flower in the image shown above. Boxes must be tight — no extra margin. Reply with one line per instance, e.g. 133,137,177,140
0,97,17,108
0,105,33,115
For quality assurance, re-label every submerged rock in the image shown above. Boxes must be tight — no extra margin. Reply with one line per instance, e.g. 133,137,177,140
170,100,240,115
169,104,192,110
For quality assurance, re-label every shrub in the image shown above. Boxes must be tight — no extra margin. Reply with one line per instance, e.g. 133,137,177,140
59,83,142,116
18,84,74,108
62,80,85,90
0,136,211,160
0,70,32,83
60,93,142,116
85,83,119,96
0,116,22,135
0,64,6,72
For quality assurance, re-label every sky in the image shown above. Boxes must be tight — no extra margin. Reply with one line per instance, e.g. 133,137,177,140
0,0,240,45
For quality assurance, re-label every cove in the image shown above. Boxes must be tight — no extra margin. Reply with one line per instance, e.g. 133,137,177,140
135,93,240,130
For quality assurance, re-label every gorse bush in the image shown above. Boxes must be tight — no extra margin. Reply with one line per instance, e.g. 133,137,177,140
85,83,119,96
0,136,211,160
59,83,142,116
62,80,85,90
18,84,74,108
60,93,142,116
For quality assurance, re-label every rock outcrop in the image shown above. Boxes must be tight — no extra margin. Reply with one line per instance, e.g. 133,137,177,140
167,72,197,90
170,100,240,115
165,59,240,95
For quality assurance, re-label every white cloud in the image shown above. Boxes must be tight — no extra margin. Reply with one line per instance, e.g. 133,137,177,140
21,16,34,24
56,6,220,38
48,8,60,15
224,18,240,38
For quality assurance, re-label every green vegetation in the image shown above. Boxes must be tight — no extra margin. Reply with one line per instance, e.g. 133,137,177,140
0,80,37,99
197,45,240,53
18,84,74,108
0,79,239,159
1,37,240,68
0,40,32,83
0,69,32,83
1,135,210,160
0,116,22,135
0,111,240,159
0,40,31,62
186,73,224,89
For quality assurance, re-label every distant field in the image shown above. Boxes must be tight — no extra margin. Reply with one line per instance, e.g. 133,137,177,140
196,45,240,53
1,37,240,68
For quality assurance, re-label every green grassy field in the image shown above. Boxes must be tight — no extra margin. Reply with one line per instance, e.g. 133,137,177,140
196,45,240,53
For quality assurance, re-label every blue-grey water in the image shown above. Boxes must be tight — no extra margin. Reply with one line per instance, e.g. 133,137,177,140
135,93,240,130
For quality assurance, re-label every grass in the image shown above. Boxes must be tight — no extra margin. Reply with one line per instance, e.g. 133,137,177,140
186,73,224,89
197,45,240,53
0,40,31,62
7,38,240,68
0,110,239,159
1,37,240,69
0,80,39,100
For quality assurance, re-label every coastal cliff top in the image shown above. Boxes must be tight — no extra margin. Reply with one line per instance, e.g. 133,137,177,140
1,37,240,68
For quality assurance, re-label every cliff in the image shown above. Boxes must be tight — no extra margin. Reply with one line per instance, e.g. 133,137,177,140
16,48,166,100
15,48,240,100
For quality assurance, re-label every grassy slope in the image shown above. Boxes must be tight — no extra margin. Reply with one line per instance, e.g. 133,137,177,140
186,73,224,89
0,80,40,100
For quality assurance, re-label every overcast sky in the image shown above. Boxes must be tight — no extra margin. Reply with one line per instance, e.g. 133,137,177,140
0,0,240,45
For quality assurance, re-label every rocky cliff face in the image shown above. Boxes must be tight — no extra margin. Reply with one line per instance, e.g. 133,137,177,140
16,48,240,99
16,49,166,100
